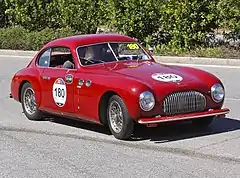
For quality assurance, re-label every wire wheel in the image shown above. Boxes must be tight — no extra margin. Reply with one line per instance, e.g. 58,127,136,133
108,100,124,133
23,87,37,115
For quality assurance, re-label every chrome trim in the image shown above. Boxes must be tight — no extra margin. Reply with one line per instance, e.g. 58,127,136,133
108,43,119,61
139,91,155,111
37,65,77,71
42,76,51,80
85,80,92,87
211,83,225,103
108,100,124,133
138,110,230,124
23,87,37,115
78,79,84,86
163,91,206,116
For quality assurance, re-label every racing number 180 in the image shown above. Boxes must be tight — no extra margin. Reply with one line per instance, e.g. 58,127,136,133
54,88,65,98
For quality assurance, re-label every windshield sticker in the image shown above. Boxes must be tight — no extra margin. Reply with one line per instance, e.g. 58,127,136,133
52,78,67,107
151,73,183,82
127,43,139,50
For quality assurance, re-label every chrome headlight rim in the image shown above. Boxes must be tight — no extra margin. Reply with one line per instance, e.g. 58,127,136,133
211,83,225,103
139,91,155,111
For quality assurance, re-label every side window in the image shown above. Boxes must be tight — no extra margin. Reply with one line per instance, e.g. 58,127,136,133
49,47,75,69
38,49,51,67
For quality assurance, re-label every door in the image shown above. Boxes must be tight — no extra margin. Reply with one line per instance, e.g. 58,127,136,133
40,47,77,114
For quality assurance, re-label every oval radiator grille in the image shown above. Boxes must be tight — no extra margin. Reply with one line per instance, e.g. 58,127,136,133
162,91,206,116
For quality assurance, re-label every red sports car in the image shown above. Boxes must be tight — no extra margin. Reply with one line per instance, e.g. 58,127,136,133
10,34,230,140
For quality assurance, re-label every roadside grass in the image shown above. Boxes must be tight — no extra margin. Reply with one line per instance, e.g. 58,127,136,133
154,46,240,59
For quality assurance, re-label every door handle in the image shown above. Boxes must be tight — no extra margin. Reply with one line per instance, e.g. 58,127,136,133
42,76,51,80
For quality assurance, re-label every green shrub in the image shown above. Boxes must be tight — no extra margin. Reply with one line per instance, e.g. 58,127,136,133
0,26,28,49
0,26,79,50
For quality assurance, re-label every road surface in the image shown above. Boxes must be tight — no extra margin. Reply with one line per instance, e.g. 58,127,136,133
0,56,239,178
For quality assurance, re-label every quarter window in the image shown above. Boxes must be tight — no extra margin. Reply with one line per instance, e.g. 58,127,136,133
38,49,51,67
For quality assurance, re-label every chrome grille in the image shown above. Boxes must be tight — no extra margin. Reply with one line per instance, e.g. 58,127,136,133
162,91,206,116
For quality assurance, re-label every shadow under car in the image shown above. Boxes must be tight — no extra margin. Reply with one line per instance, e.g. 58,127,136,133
43,116,240,143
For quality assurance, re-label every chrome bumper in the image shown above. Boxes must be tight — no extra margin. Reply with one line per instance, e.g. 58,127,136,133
138,108,230,124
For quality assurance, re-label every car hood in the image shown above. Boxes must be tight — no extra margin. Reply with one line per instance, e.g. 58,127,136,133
105,61,211,100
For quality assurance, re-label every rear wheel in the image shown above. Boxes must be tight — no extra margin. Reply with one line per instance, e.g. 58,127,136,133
107,95,134,140
191,116,214,128
21,82,44,121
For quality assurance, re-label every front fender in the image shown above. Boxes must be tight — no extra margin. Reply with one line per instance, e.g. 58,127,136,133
95,75,151,119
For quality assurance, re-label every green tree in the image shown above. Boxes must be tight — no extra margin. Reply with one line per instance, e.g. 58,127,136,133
54,0,100,34
0,0,8,27
109,0,161,42
5,0,55,31
217,0,240,34
159,0,219,50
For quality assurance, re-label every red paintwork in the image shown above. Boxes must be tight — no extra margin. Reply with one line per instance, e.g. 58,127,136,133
10,34,230,125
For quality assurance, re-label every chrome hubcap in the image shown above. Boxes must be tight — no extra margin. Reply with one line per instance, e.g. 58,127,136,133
23,87,37,115
109,101,123,133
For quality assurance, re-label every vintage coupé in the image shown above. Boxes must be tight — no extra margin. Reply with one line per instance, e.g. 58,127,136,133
10,34,230,140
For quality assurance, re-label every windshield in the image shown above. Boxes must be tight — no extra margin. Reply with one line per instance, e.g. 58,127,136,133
109,42,150,61
77,42,150,66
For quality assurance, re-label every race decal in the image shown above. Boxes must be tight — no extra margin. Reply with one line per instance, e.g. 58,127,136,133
151,73,183,82
127,43,139,50
52,78,67,107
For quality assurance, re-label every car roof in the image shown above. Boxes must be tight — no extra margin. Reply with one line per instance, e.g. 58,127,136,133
43,33,137,49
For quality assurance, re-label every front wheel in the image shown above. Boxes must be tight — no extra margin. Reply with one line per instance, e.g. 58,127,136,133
191,116,214,128
107,95,134,140
21,82,44,121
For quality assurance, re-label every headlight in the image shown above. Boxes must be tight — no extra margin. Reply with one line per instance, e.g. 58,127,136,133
139,91,155,111
211,83,225,103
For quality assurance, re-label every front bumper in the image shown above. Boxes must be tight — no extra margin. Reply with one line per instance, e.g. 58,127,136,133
138,108,230,124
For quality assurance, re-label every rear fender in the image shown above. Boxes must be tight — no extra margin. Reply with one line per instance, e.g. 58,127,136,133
11,68,43,107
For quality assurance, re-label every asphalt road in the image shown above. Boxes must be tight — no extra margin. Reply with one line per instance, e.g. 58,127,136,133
0,56,239,178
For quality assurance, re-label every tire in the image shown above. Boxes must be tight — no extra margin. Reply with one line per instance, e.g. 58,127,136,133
191,116,214,128
21,82,44,121
107,95,134,140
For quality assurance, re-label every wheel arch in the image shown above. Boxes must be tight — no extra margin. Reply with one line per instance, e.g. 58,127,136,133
98,90,119,126
18,80,29,103
18,79,42,107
